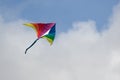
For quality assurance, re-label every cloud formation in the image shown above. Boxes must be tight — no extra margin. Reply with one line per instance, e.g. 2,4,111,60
0,3,120,80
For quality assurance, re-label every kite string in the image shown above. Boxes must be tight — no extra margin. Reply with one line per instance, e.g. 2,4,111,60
25,38,39,54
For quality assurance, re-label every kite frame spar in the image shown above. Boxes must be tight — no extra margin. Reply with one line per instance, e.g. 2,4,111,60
24,23,56,54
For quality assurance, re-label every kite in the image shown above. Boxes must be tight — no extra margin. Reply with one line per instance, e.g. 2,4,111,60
24,23,56,54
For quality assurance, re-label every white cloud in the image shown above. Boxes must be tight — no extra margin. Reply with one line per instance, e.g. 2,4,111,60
0,3,120,80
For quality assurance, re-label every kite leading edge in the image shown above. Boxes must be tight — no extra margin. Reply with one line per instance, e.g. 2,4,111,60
24,23,56,54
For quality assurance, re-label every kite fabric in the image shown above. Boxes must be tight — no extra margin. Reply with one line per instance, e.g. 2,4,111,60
24,23,56,54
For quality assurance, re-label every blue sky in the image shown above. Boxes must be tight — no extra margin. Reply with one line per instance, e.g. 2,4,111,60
0,0,119,33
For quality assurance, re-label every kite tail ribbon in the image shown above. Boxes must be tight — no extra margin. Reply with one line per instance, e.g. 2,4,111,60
25,38,39,54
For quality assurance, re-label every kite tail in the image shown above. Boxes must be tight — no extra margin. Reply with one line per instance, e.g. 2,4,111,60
25,38,39,54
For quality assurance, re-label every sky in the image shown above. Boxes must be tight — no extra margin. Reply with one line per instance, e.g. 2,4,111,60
0,0,120,80
0,0,119,32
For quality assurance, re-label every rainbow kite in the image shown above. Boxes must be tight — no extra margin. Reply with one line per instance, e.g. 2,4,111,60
24,23,56,54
